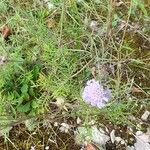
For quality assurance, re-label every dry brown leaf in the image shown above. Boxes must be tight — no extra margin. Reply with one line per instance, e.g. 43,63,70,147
84,144,96,150
131,86,142,93
46,19,56,28
0,25,11,39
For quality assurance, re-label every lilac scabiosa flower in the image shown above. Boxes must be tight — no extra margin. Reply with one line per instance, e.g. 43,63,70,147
82,79,111,108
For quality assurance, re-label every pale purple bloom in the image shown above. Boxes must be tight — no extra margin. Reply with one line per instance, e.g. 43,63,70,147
82,79,111,108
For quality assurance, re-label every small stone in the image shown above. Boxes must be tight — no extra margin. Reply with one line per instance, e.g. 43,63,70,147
30,146,35,150
134,129,150,150
128,115,136,121
45,146,49,150
92,126,110,145
128,127,133,134
77,117,82,124
55,97,65,108
59,123,70,133
54,122,58,127
110,130,116,144
88,120,95,125
115,37,120,41
120,140,125,145
136,131,143,136
140,122,143,125
126,145,135,150
32,132,36,135
129,138,134,143
115,137,122,143
136,130,150,143
141,111,150,121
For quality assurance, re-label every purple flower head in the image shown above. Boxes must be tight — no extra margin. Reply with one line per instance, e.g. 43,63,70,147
82,79,111,108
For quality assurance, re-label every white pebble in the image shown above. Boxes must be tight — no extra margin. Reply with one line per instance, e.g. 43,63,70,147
126,145,135,150
45,146,49,150
110,130,116,144
129,138,134,142
136,131,143,136
128,115,136,121
115,137,122,143
127,126,133,133
59,123,70,133
44,0,55,10
30,146,35,150
77,117,82,124
141,111,150,121
136,130,150,143
120,140,125,145
88,120,95,125
54,122,58,127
